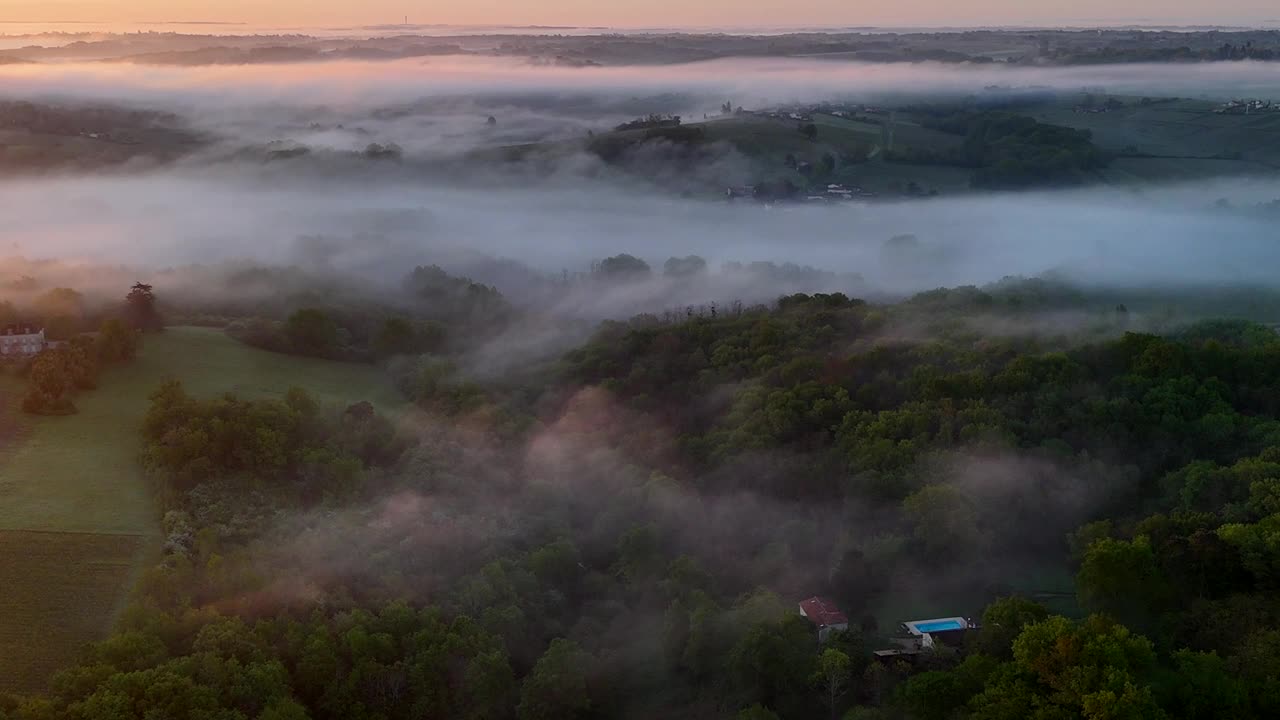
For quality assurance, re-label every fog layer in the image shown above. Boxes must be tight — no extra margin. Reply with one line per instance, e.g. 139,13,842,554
3,54,1280,319
5,170,1280,299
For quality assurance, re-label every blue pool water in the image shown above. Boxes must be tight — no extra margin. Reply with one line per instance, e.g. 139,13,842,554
914,620,965,632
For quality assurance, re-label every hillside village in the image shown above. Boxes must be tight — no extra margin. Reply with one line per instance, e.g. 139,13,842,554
1216,98,1280,114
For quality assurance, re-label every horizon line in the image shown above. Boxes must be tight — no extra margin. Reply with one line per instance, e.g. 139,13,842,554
2,19,1279,34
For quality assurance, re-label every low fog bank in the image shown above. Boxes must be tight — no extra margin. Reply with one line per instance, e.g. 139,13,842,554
5,56,1280,110
3,56,1280,156
5,169,1280,305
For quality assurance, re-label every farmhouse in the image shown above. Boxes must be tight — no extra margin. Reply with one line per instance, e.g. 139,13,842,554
0,324,46,357
798,596,849,642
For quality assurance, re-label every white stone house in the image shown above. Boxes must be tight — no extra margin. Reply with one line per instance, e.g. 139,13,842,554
0,324,46,357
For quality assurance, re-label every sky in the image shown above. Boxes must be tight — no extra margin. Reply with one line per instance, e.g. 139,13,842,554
4,0,1279,30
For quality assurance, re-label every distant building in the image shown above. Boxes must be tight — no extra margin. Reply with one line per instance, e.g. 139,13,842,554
799,596,849,643
0,324,46,358
873,636,926,661
825,183,857,200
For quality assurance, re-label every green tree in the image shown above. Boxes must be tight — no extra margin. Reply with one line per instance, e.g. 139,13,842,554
373,316,441,358
902,484,986,559
34,287,84,322
1077,536,1174,627
813,648,852,720
738,704,781,720
517,639,591,720
595,254,651,279
976,596,1049,659
1010,615,1163,718
1229,629,1280,717
285,309,339,356
663,256,709,278
898,670,969,720
0,300,18,327
463,649,516,720
96,318,139,363
259,697,311,720
1163,650,1250,720
729,616,818,713
820,152,836,175
528,538,583,591
124,282,164,332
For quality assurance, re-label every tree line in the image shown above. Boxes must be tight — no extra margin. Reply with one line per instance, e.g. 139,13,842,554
9,280,1280,718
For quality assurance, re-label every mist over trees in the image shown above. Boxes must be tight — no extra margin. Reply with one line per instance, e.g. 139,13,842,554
6,23,1280,720
5,261,1280,718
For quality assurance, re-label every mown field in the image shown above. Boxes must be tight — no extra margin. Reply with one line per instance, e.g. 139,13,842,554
698,100,1280,192
0,530,145,691
1100,156,1277,183
697,114,975,194
0,326,405,692
1028,96,1280,167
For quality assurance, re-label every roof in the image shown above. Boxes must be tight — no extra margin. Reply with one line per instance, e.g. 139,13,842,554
799,597,849,628
873,648,923,658
0,324,42,336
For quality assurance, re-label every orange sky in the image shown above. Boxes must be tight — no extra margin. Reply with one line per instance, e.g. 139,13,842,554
5,0,1278,28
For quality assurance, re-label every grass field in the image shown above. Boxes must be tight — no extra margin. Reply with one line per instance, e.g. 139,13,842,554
0,530,146,691
693,114,975,195
811,112,962,154
710,101,1280,193
1028,96,1280,168
1101,156,1277,183
699,113,963,165
0,326,405,692
0,326,404,534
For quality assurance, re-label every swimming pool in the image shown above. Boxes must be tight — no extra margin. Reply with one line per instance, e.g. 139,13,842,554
913,620,965,633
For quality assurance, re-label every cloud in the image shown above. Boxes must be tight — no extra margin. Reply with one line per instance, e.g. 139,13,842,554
5,56,1280,112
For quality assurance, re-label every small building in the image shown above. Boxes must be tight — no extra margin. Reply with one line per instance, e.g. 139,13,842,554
873,635,927,662
799,596,849,643
0,324,46,358
871,615,977,663
825,183,857,201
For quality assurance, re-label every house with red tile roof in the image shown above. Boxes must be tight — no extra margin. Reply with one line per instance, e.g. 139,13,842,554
798,596,849,643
